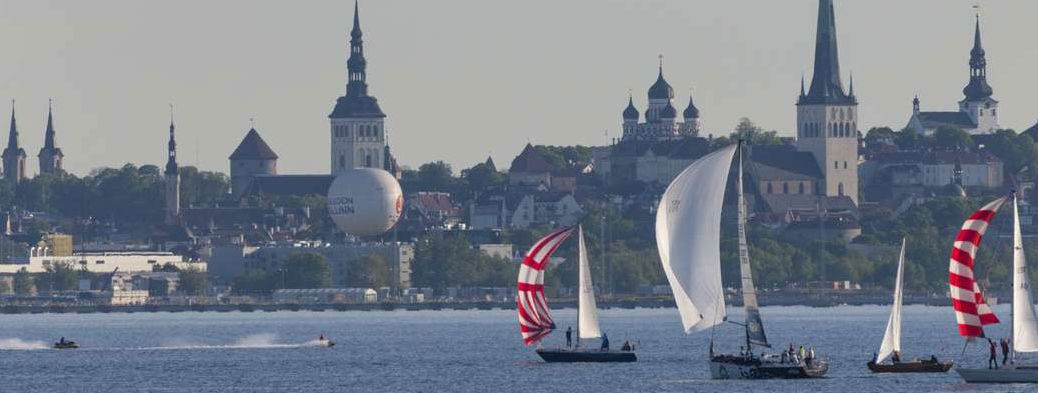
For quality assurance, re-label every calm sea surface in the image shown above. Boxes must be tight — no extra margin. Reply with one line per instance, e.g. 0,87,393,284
1,304,1036,392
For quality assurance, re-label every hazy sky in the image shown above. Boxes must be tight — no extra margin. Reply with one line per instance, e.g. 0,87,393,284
1,0,1036,176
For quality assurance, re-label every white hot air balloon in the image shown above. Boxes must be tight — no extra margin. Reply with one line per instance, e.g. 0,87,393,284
327,168,403,237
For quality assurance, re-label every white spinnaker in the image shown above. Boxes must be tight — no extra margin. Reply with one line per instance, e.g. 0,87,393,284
577,226,602,339
877,238,906,363
1012,196,1038,352
656,144,737,333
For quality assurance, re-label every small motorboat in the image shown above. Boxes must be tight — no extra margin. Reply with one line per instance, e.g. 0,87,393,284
316,335,335,347
53,340,79,349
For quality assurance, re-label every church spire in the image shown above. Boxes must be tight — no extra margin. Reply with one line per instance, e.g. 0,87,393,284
963,13,993,101
165,106,178,175
3,100,27,183
6,101,18,151
44,99,55,150
346,0,369,98
800,0,854,105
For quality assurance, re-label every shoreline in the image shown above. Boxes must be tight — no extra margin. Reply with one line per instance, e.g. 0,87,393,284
0,295,955,315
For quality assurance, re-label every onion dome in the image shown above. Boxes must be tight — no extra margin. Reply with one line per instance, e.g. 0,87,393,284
623,97,639,120
648,67,674,100
683,96,700,119
660,102,677,119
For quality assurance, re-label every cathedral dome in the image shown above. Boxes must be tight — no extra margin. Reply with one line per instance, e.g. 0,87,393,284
683,97,700,119
660,102,677,119
648,68,674,100
623,97,639,120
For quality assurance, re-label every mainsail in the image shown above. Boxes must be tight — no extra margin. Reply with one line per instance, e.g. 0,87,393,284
577,226,603,339
949,197,1005,337
1012,195,1038,352
877,238,906,364
517,226,575,345
736,146,768,347
656,144,737,333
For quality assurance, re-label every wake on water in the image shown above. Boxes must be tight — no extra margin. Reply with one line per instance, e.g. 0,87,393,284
0,338,50,350
150,333,326,350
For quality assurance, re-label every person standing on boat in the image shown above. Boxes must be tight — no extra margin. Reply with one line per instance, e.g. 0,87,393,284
988,339,999,369
808,347,816,366
798,345,805,363
565,327,572,348
892,350,901,363
1001,338,1010,365
600,333,609,351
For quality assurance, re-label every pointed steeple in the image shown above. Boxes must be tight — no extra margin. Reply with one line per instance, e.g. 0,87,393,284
963,14,993,101
165,106,178,175
800,0,854,105
683,93,700,119
648,55,674,100
44,99,55,149
623,95,639,121
6,101,18,151
800,74,806,96
351,0,362,38
3,100,27,183
848,72,855,97
346,0,368,98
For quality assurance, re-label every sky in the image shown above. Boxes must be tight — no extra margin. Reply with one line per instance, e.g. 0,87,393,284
0,0,1036,176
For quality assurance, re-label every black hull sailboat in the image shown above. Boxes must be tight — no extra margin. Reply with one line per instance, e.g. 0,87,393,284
536,348,637,363
712,355,828,379
867,360,953,373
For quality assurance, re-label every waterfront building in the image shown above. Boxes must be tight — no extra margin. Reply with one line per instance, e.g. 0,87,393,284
37,100,64,175
0,250,206,275
209,240,413,289
906,16,1000,136
2,103,27,184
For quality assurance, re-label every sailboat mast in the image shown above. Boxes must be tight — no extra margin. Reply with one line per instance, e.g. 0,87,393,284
737,141,769,348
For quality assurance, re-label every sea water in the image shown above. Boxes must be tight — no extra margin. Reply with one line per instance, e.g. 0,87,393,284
0,305,1031,392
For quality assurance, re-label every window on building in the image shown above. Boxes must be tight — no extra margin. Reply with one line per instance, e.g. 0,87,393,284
992,109,996,116
782,183,789,194
366,154,373,167
838,183,844,196
339,154,346,169
834,161,838,169
96,260,105,264
799,183,805,194
843,161,847,169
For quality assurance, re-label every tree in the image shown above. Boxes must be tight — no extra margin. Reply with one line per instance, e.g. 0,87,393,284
347,254,390,288
178,267,209,295
13,267,33,295
282,252,331,289
461,162,505,193
730,118,782,146
0,277,10,294
417,161,454,191
934,126,973,150
864,127,896,147
231,270,275,295
37,262,79,292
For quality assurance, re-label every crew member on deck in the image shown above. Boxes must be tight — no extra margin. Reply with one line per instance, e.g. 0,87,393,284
1001,338,1010,365
989,339,999,369
892,350,901,363
565,327,572,348
601,333,609,351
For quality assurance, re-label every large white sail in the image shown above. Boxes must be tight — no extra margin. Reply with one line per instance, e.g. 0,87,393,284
577,226,602,339
877,238,906,363
1012,196,1038,352
737,146,768,347
656,144,737,333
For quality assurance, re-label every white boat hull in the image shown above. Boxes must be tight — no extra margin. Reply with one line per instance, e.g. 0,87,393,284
957,366,1038,383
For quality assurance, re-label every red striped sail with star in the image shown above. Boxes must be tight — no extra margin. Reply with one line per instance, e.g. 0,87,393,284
517,226,575,346
949,197,1006,337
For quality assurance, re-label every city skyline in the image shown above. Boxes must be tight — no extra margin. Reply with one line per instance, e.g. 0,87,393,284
1,0,1036,176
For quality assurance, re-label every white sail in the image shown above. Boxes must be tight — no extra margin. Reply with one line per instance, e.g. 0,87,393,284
577,226,602,339
656,144,737,333
877,238,906,363
1012,196,1038,352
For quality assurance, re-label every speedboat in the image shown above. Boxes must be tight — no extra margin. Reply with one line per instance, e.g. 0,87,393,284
53,340,79,349
316,337,335,347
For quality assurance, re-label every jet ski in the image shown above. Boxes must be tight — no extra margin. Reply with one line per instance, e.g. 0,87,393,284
53,339,79,349
316,335,335,347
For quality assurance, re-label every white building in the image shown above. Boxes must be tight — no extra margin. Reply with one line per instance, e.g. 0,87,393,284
906,17,1000,136
0,251,205,275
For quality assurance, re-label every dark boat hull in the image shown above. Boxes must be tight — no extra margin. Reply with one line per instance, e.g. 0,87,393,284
536,348,637,363
53,342,79,349
867,360,953,373
711,355,828,379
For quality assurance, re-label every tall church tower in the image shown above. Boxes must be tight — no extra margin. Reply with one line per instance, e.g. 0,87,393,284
2,102,27,184
38,100,64,175
796,0,859,204
164,112,181,226
959,15,999,133
329,1,387,176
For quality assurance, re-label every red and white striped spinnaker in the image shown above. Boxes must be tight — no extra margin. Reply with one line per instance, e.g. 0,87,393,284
949,196,1006,337
517,226,576,345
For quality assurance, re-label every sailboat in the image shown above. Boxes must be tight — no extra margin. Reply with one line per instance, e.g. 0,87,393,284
867,238,953,373
657,142,827,379
517,225,636,363
955,194,1038,383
